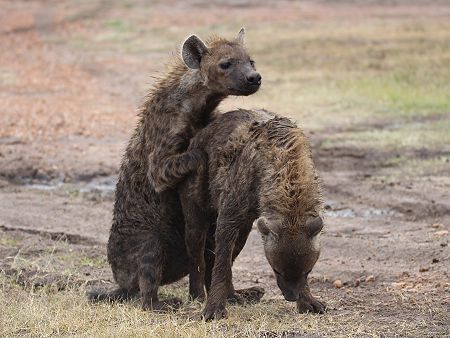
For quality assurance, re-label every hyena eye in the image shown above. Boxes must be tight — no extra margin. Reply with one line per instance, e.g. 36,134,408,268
249,59,255,67
219,61,232,70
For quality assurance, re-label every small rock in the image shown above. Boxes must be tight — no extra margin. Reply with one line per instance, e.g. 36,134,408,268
432,258,440,264
365,275,375,283
431,223,443,229
434,230,448,237
0,179,9,188
401,271,410,277
333,280,343,288
392,282,406,289
419,266,429,272
354,279,361,287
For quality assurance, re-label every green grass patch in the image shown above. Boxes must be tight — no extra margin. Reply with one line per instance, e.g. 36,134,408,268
0,233,23,247
323,117,450,151
338,70,450,118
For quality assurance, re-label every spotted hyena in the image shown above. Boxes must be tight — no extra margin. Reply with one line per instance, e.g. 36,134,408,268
178,109,326,320
89,29,261,311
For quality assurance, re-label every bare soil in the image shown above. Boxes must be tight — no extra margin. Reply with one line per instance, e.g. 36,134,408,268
0,1,449,337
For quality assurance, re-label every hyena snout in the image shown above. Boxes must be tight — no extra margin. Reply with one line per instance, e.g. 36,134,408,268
281,288,298,302
276,277,302,302
246,71,262,86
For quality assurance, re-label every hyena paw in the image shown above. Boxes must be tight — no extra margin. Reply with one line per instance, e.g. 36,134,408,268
296,295,326,314
202,303,228,321
228,286,265,305
142,297,183,312
189,289,206,303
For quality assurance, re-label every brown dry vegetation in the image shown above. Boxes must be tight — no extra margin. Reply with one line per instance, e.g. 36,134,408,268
0,1,449,337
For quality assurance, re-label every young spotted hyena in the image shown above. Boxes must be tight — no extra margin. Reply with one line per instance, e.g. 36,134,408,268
89,29,261,311
178,109,326,320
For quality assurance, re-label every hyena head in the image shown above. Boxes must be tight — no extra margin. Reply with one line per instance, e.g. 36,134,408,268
256,215,323,301
181,28,261,96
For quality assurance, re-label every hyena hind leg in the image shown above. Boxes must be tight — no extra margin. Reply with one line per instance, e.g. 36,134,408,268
138,240,182,312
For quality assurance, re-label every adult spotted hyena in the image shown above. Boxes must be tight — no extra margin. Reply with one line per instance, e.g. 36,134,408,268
89,29,261,311
179,109,326,320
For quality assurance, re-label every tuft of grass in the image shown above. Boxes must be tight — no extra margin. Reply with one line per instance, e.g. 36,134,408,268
79,255,108,268
105,19,129,32
0,233,23,247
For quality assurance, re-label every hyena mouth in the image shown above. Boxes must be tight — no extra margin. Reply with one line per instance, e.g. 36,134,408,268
282,290,299,302
235,84,260,95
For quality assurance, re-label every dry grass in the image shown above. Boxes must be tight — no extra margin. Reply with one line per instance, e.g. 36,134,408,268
1,273,448,338
0,234,448,337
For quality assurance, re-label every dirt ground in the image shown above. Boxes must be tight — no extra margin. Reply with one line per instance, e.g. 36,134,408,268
0,1,449,337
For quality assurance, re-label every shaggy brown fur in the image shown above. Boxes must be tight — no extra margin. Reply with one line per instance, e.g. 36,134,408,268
88,30,261,311
178,109,326,320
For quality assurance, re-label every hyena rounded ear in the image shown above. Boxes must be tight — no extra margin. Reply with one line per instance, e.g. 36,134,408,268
256,216,270,236
235,27,245,45
182,35,209,69
306,216,323,237
256,216,279,239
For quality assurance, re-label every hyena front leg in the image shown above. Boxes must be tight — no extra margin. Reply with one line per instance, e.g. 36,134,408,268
202,206,241,321
179,158,212,302
181,203,209,302
226,226,265,305
203,218,265,306
296,282,326,314
149,139,207,193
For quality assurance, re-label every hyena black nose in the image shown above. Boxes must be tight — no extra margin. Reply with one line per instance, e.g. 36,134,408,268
247,72,262,85
283,290,299,302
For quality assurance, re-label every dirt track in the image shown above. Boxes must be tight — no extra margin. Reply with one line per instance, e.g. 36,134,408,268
1,1,449,336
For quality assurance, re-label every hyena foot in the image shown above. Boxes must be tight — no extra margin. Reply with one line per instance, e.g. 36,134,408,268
142,297,183,312
87,287,137,303
296,292,326,314
189,288,206,302
227,286,265,305
202,302,228,321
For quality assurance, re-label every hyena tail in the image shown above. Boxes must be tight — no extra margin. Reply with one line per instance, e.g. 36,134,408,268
87,287,137,303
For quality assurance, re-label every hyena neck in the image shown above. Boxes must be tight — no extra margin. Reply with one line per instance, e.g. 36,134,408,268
257,161,286,217
144,62,226,124
251,117,322,219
